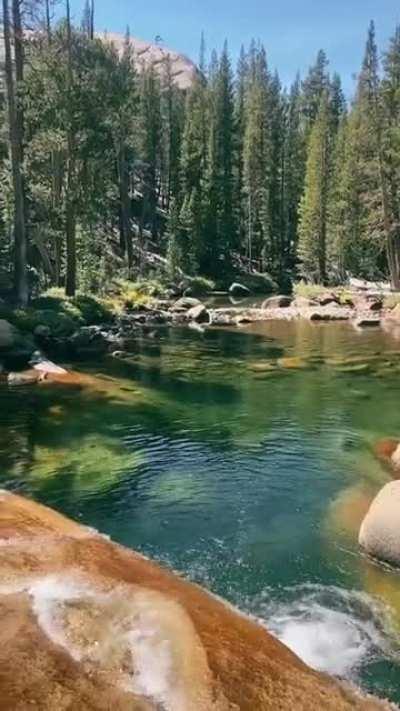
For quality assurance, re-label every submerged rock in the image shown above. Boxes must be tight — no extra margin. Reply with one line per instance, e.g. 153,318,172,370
187,303,211,323
353,316,381,328
278,356,310,370
373,439,400,475
0,491,390,710
359,482,400,567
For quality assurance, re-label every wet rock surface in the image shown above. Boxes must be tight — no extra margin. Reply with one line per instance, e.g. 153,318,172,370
0,491,390,711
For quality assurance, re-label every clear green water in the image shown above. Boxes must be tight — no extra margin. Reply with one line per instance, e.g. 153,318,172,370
2,320,400,703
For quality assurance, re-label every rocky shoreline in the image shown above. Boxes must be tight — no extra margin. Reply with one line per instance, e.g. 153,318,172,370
1,284,400,383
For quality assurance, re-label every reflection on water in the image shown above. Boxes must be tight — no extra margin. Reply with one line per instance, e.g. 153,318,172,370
1,320,400,701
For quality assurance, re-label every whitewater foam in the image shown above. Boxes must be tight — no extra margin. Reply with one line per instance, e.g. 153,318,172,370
246,584,400,679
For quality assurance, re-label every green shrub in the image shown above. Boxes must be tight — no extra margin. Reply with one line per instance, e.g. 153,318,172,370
183,276,215,296
72,294,112,324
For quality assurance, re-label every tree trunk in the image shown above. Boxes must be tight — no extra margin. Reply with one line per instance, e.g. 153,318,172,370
3,0,28,306
90,0,95,40
119,146,134,272
65,0,77,296
45,0,52,43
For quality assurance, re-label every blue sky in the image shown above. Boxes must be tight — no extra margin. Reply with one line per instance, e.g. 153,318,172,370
69,0,399,93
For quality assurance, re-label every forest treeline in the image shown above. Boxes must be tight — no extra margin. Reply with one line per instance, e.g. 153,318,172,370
1,1,400,306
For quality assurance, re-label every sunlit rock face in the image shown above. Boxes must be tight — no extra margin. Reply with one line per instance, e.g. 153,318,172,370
0,491,391,710
97,33,199,89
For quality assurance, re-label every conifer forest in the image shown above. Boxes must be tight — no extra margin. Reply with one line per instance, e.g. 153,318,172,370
1,2,400,305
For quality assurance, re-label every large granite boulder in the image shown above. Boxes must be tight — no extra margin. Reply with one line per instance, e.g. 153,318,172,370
0,491,389,710
359,482,400,566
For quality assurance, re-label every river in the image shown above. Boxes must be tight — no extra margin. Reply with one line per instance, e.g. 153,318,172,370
1,319,400,703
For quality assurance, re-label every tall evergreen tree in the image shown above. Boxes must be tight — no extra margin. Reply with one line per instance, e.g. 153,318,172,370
180,72,209,271
302,49,329,131
205,42,237,274
298,92,331,282
283,75,306,270
243,45,270,270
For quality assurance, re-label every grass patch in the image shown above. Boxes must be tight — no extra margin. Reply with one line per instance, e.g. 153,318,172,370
293,282,330,299
103,278,164,312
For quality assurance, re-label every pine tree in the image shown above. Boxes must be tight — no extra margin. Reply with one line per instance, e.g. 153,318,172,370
138,63,162,245
268,70,286,275
3,0,28,304
180,72,209,272
302,50,329,131
235,45,249,255
283,75,306,271
205,42,237,274
382,24,400,286
160,56,184,211
243,45,270,271
298,92,331,282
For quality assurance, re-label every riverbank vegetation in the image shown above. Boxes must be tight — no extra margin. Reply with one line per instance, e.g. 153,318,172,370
1,4,400,308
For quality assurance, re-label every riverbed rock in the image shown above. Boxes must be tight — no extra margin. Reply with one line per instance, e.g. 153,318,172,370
359,481,400,566
0,490,390,711
187,303,211,323
31,357,68,376
317,293,340,307
355,295,383,312
373,439,400,473
262,295,293,309
70,326,109,358
353,316,381,328
7,369,44,386
229,282,251,297
278,356,310,370
309,308,350,322
171,296,202,312
293,296,317,309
